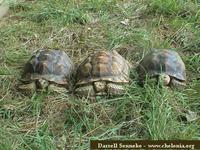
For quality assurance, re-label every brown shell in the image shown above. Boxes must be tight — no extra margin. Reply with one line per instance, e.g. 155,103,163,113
21,49,74,85
76,50,131,85
137,49,186,82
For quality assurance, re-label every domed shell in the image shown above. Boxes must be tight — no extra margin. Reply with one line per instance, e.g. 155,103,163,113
76,50,131,85
21,49,74,85
137,49,186,81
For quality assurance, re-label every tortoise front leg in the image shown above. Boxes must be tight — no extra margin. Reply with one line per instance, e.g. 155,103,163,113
75,85,95,97
170,78,186,87
18,82,36,95
107,83,125,96
48,84,67,93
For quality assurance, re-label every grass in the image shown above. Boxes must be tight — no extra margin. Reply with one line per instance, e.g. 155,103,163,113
0,0,200,149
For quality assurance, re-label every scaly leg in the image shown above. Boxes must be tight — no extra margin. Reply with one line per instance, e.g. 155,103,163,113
18,82,36,95
48,84,67,93
107,83,124,96
75,85,95,97
171,78,186,88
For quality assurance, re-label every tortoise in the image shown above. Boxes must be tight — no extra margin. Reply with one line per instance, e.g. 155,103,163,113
137,49,186,87
75,50,132,96
18,49,74,93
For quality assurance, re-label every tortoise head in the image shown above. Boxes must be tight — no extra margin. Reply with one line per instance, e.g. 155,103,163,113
94,81,107,92
36,78,49,90
159,74,170,86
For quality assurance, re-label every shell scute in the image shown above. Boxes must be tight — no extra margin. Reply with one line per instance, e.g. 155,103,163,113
137,49,186,83
76,50,131,85
21,49,74,85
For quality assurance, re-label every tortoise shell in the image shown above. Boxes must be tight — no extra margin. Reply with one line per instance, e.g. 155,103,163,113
76,50,131,85
137,49,186,82
21,49,74,85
